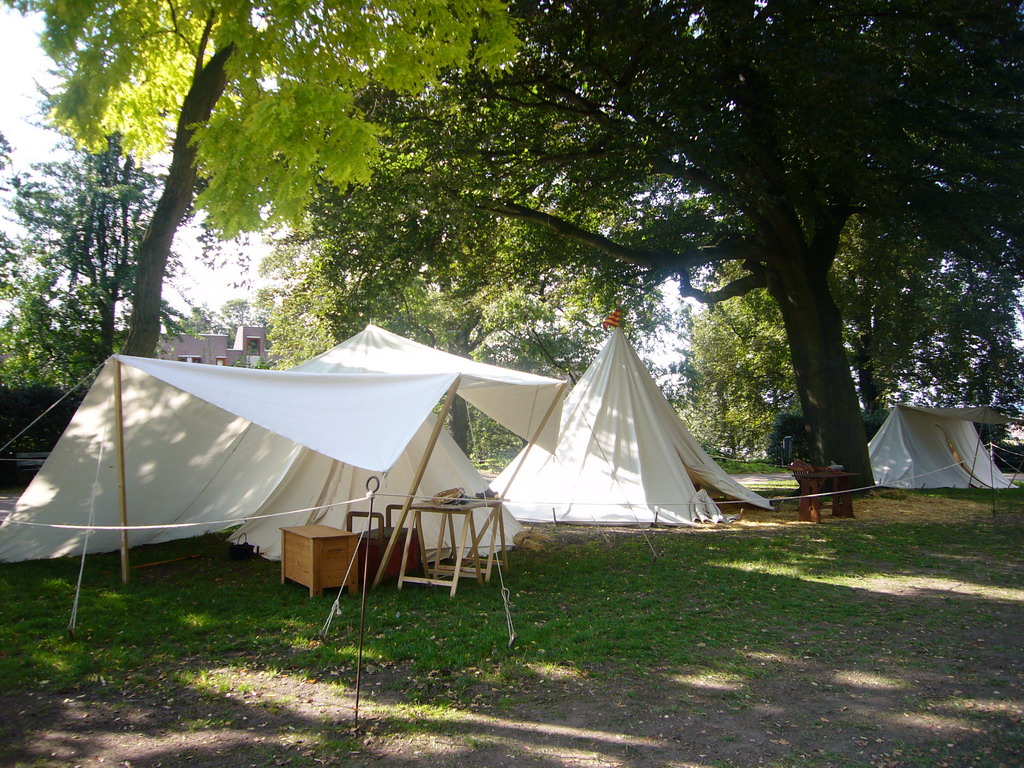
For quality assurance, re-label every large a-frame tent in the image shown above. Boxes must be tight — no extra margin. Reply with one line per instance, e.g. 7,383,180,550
492,329,772,525
0,330,564,568
231,325,566,558
868,405,1013,489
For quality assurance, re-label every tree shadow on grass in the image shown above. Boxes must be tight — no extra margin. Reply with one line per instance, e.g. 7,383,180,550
1,523,1022,767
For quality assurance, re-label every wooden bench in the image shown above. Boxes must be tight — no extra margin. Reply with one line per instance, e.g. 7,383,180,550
15,452,49,475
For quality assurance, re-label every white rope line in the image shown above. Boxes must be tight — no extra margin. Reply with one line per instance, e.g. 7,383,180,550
901,455,1011,487
3,493,372,531
989,442,1024,460
320,525,371,639
10,456,1017,536
69,421,108,636
491,461,981,510
989,442,1024,484
495,555,516,647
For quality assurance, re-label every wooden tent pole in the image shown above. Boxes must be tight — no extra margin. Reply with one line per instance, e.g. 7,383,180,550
498,381,567,498
112,358,130,584
372,377,463,588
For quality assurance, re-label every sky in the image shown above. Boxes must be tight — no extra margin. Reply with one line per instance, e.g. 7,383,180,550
0,7,264,317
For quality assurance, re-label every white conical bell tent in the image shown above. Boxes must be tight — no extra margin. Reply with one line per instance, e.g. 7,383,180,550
493,329,772,525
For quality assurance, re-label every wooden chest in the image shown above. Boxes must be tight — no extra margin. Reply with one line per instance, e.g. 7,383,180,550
280,525,359,598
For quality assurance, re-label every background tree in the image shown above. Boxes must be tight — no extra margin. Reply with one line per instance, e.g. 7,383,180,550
357,0,1024,482
683,226,1023,458
259,164,678,461
260,147,672,377
0,135,157,387
171,304,219,336
683,289,797,458
216,298,270,335
0,132,13,260
167,299,271,337
10,0,520,357
834,220,1024,415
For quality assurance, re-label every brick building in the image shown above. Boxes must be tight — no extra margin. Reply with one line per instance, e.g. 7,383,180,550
158,326,271,367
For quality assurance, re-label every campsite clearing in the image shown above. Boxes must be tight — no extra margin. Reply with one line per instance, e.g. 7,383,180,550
1,487,1022,768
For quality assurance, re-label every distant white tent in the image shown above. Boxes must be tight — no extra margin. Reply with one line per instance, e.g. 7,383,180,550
868,405,1014,489
0,330,564,567
492,329,772,525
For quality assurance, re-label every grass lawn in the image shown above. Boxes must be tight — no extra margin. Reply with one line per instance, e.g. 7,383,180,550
0,486,1022,767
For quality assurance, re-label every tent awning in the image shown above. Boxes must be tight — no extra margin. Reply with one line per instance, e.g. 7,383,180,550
117,355,460,472
292,325,565,447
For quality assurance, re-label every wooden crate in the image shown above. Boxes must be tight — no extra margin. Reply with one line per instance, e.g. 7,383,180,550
280,525,359,597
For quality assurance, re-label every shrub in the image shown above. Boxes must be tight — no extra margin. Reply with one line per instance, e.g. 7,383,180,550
0,384,83,486
765,408,889,466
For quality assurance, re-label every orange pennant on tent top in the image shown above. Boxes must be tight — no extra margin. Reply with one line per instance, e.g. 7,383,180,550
601,309,622,330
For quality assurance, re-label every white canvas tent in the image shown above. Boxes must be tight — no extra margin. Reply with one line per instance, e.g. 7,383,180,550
492,329,772,525
0,333,564,570
868,405,1013,489
231,325,566,561
291,324,565,447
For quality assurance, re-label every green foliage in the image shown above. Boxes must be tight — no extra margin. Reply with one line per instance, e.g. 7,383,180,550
260,160,670,378
0,382,84,485
258,140,692,464
712,456,785,475
169,304,220,336
766,408,889,467
346,0,1024,476
765,410,813,468
833,219,1024,412
681,284,797,458
0,135,157,386
216,298,268,332
22,0,520,239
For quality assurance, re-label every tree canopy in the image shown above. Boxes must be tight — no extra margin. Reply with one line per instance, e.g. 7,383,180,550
9,0,520,355
258,142,674,377
0,135,157,387
257,154,682,461
347,0,1024,479
683,288,797,458
834,219,1024,414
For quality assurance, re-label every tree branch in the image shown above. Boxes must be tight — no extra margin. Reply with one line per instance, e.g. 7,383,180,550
651,155,717,189
477,198,678,270
194,10,216,81
677,270,767,304
478,198,769,277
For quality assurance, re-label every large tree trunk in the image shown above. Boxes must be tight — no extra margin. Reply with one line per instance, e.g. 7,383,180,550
765,259,874,484
120,44,234,357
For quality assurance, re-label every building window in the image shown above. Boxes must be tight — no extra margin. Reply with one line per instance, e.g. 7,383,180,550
246,337,262,355
215,357,227,366
177,355,202,364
